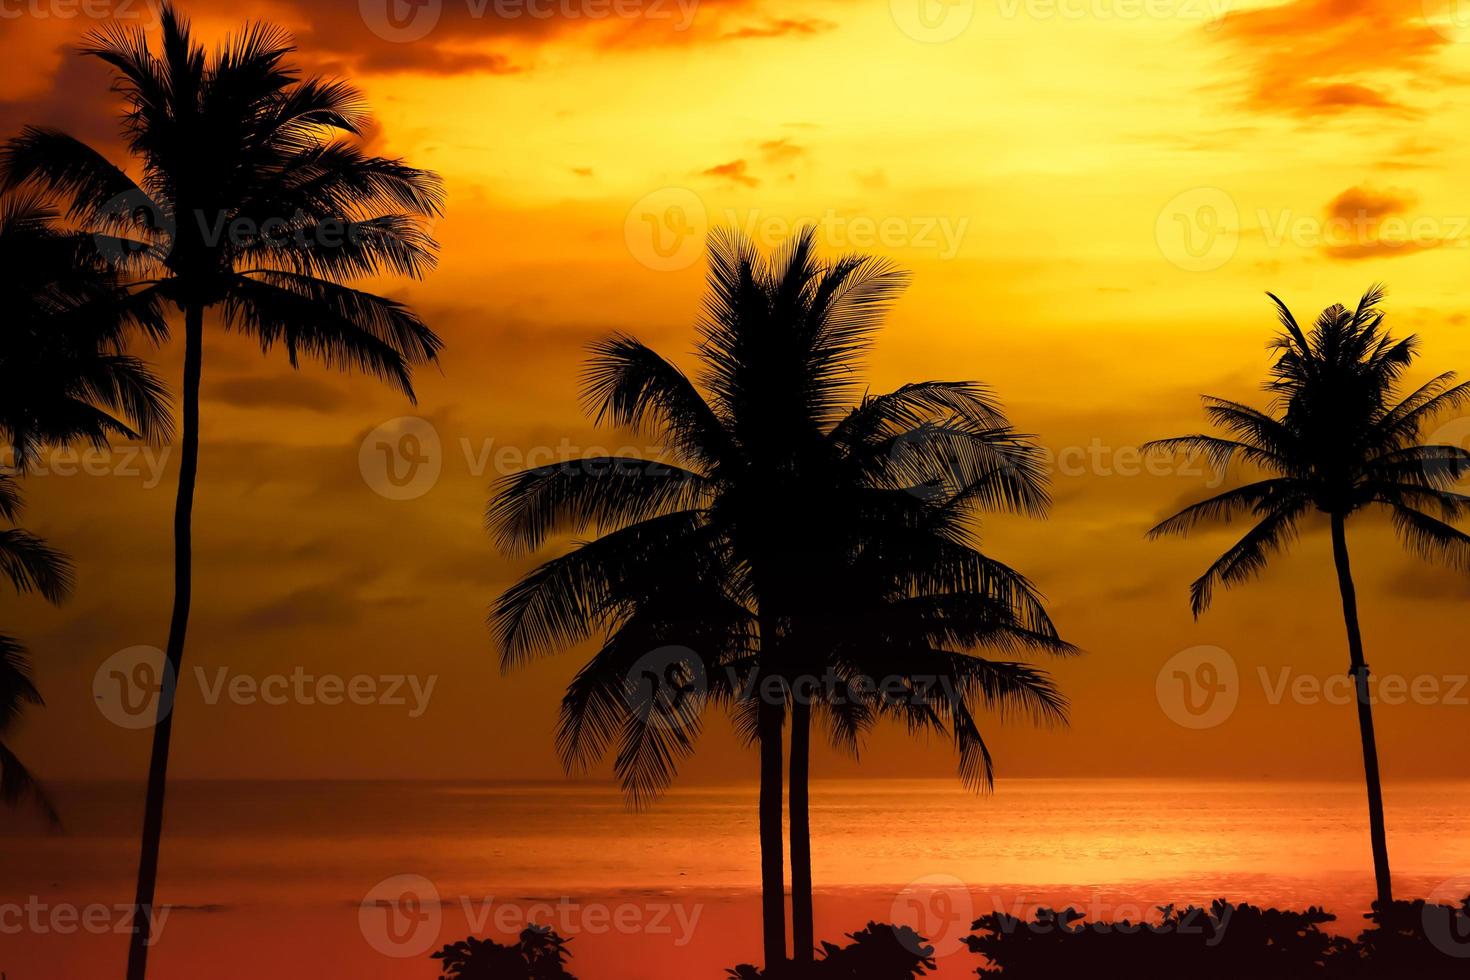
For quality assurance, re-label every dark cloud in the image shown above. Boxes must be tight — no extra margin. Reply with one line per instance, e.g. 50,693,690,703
205,376,351,413
1325,185,1415,223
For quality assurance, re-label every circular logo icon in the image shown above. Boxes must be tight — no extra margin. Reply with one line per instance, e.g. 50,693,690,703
94,189,173,266
1156,187,1239,272
624,188,707,272
360,0,443,42
1426,416,1470,482
1424,0,1470,42
359,417,442,501
890,874,973,958
890,0,975,42
1425,877,1470,957
626,646,707,733
1156,644,1238,729
360,874,442,957
93,646,174,730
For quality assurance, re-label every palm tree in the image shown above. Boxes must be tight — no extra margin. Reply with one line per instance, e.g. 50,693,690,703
2,9,443,977
0,480,73,825
1146,286,1470,909
0,192,171,823
487,227,1070,968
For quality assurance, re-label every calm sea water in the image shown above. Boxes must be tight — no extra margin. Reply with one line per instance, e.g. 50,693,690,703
3,779,1469,978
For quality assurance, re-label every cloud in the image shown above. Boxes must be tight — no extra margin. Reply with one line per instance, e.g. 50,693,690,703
1316,184,1456,261
700,159,759,187
723,16,835,39
1211,0,1449,116
759,137,805,164
1325,185,1415,223
205,376,350,412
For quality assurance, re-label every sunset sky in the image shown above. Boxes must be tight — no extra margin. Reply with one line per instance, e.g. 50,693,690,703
3,0,1470,790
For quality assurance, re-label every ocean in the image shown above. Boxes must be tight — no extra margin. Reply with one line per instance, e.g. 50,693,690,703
3,778,1469,978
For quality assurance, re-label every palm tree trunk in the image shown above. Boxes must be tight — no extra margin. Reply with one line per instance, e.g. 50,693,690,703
1329,513,1393,909
126,302,204,980
758,693,788,971
789,696,814,964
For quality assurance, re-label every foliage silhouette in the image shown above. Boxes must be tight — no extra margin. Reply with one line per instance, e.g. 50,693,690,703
1146,286,1470,906
727,921,936,979
432,927,577,980
2,5,443,975
966,897,1470,978
0,192,171,824
487,228,1069,967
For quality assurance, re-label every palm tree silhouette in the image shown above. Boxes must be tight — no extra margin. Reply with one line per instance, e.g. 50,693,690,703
1146,286,1470,909
0,192,171,823
488,227,1069,967
0,489,73,826
2,8,443,976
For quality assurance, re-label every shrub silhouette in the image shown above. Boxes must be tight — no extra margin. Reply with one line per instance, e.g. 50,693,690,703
432,926,576,979
727,921,936,979
1349,897,1470,978
966,898,1470,978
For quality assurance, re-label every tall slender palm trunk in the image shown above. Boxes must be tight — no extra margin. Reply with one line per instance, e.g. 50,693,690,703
758,695,788,970
1329,513,1393,909
789,697,814,964
126,303,204,980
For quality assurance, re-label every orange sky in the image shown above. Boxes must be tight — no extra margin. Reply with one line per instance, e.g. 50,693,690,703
2,0,1469,788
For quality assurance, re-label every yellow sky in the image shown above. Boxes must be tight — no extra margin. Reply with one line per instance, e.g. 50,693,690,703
3,0,1470,788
